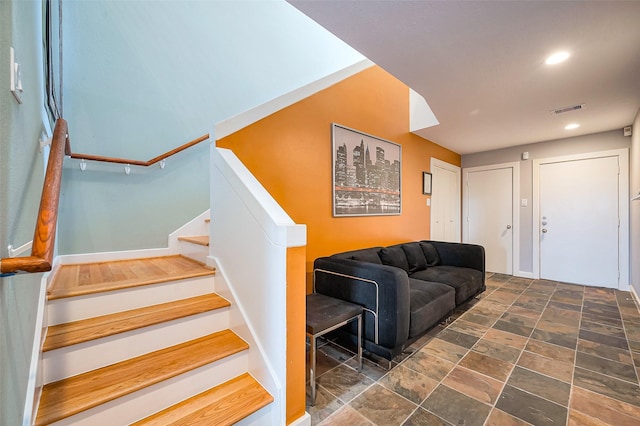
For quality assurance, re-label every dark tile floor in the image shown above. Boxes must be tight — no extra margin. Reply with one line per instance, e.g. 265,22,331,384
306,274,640,425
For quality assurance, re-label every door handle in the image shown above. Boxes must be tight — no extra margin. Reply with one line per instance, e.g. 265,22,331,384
506,225,512,229
542,228,548,233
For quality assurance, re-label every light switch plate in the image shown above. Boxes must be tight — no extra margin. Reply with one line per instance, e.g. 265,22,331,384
521,198,528,207
10,47,23,104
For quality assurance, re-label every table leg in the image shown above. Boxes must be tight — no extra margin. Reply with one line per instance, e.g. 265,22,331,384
356,314,362,372
310,334,317,405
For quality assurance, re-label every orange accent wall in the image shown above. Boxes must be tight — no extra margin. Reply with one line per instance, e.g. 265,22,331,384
218,66,460,290
286,245,306,424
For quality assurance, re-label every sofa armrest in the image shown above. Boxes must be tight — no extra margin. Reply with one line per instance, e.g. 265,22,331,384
424,240,486,275
313,257,410,350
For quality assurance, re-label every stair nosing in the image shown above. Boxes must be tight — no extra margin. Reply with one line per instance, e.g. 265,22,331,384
130,373,273,426
47,269,216,301
36,330,249,426
43,293,231,352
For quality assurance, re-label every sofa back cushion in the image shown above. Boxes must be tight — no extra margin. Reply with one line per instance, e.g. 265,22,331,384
401,243,428,273
378,245,410,271
331,247,384,264
420,242,441,266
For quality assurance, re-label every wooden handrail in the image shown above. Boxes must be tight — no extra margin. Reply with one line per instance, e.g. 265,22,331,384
1,119,68,274
64,134,210,167
0,123,208,276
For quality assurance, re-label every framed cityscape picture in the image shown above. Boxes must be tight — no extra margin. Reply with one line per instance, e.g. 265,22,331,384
332,123,402,217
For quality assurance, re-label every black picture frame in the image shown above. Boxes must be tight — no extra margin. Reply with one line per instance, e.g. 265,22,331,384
423,172,432,195
332,123,402,216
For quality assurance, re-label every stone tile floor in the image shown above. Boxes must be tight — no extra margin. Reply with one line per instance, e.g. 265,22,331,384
306,274,640,425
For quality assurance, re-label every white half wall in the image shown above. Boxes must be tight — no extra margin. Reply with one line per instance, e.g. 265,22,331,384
209,145,306,425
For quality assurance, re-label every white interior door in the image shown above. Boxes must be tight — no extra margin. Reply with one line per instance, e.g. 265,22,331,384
538,156,619,288
430,159,461,242
464,166,515,275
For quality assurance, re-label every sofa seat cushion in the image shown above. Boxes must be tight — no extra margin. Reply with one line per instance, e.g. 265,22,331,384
410,266,483,305
408,279,455,338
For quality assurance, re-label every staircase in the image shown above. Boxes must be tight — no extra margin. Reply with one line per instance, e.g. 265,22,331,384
36,254,273,425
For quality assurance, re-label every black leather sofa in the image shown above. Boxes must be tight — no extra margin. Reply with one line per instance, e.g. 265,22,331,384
313,240,485,361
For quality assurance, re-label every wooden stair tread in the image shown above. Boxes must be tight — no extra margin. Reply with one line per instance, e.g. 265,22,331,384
36,330,249,426
48,255,215,300
178,236,210,247
43,294,230,352
131,373,273,426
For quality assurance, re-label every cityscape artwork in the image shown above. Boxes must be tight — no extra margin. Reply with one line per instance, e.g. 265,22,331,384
332,123,401,216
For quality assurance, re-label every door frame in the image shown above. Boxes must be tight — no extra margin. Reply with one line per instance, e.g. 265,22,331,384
463,162,520,276
430,158,461,242
532,148,629,290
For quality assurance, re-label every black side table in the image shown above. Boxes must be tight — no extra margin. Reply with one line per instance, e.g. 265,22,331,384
306,293,363,405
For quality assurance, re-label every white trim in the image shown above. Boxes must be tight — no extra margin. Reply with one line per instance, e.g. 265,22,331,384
630,285,640,307
56,247,171,265
515,271,535,279
288,412,311,426
215,59,374,140
462,161,521,276
214,148,306,247
23,273,48,426
430,158,461,242
532,148,629,290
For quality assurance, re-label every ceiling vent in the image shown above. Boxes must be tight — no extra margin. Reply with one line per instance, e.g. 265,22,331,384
551,103,585,115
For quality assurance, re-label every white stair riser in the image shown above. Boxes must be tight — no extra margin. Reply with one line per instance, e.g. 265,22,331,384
48,352,249,426
47,276,215,325
178,241,209,264
43,309,230,384
234,404,274,426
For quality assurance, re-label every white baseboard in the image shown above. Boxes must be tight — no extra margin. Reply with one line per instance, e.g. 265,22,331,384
288,412,311,426
24,274,49,426
630,284,640,308
515,271,534,279
57,247,171,265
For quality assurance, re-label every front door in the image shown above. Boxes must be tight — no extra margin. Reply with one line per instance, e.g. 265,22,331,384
538,155,620,288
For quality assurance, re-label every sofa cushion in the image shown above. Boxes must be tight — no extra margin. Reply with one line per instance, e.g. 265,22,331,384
408,279,455,338
331,247,384,264
420,242,441,266
378,245,409,271
401,243,428,273
410,266,483,305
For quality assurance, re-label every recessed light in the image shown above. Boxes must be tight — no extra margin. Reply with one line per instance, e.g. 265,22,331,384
565,123,580,130
545,51,570,65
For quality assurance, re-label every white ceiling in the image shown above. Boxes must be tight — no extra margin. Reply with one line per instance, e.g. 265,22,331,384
288,1,640,154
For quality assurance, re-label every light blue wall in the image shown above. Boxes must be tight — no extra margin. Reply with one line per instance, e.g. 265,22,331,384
59,0,364,254
0,1,48,424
